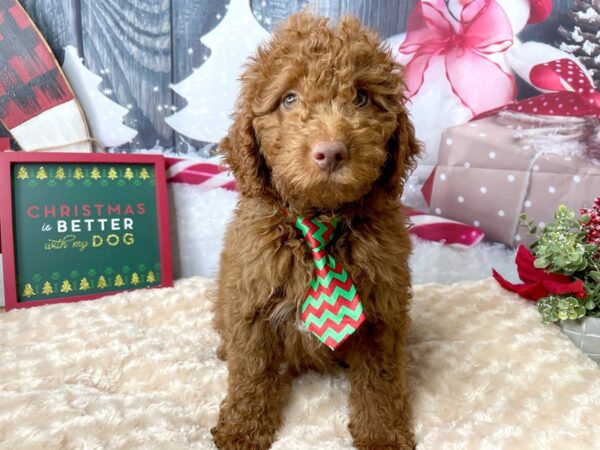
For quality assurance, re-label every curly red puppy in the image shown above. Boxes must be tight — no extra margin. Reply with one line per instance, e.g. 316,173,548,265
212,12,421,450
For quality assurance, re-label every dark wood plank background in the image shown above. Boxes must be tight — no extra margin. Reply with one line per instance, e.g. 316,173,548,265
20,0,573,156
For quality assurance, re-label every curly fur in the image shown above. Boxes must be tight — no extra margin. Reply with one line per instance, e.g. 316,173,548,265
211,12,421,450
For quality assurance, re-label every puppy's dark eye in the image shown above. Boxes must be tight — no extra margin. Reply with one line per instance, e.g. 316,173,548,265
282,92,299,109
354,89,369,107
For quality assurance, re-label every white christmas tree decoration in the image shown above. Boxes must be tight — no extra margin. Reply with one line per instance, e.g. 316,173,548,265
165,0,269,143
62,45,137,148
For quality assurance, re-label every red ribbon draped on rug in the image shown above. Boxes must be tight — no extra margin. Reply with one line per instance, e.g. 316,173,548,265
493,245,586,301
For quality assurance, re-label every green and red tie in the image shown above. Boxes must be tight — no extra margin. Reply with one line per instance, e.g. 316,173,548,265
296,216,365,350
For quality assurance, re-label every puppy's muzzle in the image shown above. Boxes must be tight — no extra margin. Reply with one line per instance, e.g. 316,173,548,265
310,140,348,173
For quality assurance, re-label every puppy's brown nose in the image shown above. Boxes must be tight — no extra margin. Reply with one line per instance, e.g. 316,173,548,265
310,141,348,172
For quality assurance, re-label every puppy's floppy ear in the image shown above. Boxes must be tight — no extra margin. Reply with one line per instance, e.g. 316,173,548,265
380,107,422,198
219,78,268,197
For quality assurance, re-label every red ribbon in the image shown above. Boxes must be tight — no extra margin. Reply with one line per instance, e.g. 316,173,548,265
398,0,517,116
493,245,586,301
489,59,600,120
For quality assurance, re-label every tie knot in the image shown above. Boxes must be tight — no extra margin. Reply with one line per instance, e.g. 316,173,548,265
295,216,338,251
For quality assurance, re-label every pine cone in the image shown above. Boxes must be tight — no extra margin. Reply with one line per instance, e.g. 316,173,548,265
557,0,600,89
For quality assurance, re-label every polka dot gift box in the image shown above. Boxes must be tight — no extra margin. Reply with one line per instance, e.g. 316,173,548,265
423,58,600,247
423,113,599,247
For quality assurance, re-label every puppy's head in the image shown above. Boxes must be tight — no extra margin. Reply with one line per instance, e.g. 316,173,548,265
221,12,421,210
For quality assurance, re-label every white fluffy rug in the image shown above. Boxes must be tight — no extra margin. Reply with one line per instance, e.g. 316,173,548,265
1,277,599,450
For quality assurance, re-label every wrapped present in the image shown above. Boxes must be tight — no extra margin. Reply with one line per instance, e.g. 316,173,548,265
423,111,600,246
424,58,600,246
423,59,600,245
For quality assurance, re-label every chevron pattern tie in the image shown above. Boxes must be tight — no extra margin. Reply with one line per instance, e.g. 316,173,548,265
296,216,366,350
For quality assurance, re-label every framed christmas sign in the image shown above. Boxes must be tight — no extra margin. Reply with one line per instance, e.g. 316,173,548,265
0,152,173,311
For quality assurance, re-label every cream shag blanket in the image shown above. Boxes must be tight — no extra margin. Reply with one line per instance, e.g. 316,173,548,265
1,278,599,450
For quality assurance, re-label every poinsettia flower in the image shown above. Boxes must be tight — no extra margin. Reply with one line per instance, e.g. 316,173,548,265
493,245,586,301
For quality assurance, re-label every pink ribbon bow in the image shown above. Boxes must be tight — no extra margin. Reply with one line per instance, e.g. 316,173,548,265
398,0,517,116
492,59,600,120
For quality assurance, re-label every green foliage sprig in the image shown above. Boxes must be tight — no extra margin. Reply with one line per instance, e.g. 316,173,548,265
522,202,600,324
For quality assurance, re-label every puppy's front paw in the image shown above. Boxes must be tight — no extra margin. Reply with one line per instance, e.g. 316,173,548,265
211,424,274,450
354,443,415,450
353,433,416,450
355,445,414,450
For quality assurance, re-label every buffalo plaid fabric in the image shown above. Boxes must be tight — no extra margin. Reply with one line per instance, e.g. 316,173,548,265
0,0,72,129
